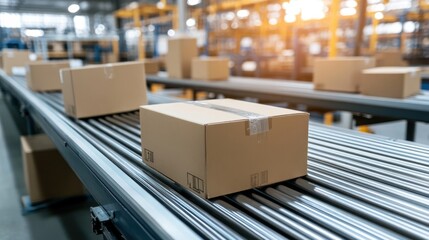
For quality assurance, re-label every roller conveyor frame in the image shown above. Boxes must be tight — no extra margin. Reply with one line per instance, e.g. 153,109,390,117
146,72,429,141
1,71,429,239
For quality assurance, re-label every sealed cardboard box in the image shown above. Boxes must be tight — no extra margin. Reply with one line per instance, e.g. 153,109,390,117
21,134,85,203
313,57,375,92
191,57,229,81
26,61,70,91
360,67,421,98
143,59,160,74
140,99,309,199
166,37,198,78
375,51,408,67
2,49,34,75
61,61,147,118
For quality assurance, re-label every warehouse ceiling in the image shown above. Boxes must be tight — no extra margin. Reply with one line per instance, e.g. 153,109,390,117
0,0,163,14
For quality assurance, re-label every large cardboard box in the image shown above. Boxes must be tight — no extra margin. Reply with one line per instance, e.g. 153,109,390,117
21,134,85,203
140,99,309,199
313,57,375,92
2,49,34,75
376,51,408,67
143,59,160,74
166,37,198,78
360,67,421,98
191,57,229,81
60,61,147,118
26,61,70,91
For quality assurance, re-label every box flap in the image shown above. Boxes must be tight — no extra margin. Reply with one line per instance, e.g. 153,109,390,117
141,99,305,125
21,134,55,153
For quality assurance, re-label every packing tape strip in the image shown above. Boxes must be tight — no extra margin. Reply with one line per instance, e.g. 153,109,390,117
187,101,270,135
103,64,114,79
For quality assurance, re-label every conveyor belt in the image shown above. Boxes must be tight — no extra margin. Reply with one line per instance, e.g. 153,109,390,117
146,72,429,123
1,72,429,239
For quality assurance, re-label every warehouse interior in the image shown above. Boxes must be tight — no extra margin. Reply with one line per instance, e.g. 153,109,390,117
0,0,429,239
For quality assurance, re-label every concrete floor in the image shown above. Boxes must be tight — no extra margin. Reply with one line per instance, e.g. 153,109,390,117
0,93,100,240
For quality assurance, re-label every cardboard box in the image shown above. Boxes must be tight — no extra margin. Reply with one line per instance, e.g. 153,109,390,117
166,37,198,78
51,42,64,52
313,57,375,92
26,61,70,92
61,61,148,118
360,67,421,98
140,99,309,199
143,59,160,74
21,134,85,203
2,49,34,75
191,57,229,81
376,51,408,67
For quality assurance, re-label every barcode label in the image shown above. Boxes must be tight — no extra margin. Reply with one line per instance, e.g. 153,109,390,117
187,173,204,194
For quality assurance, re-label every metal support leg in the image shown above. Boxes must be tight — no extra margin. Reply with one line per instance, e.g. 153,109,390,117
406,120,416,141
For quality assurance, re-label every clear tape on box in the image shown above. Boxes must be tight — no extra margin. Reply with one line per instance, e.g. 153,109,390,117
187,101,270,139
103,64,114,79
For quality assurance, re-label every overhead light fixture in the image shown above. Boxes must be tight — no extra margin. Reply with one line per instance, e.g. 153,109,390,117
284,14,296,23
156,1,165,9
186,18,196,27
24,29,44,37
374,12,384,20
68,3,80,13
187,0,201,6
148,24,155,32
236,9,250,19
343,0,358,8
340,7,356,16
167,29,175,36
268,18,278,25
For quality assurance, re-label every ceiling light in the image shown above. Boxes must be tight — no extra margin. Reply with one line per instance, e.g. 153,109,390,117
68,3,80,13
237,9,250,19
268,18,278,25
156,1,165,9
187,0,201,6
167,29,175,36
186,18,196,27
340,7,356,16
284,14,296,23
374,12,384,20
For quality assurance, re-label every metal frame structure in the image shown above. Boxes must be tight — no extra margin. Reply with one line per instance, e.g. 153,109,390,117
0,71,199,239
146,73,429,140
1,70,429,239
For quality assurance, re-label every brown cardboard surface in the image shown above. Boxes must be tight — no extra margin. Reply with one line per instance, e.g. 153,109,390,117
26,61,70,92
143,59,160,74
21,134,85,203
140,99,308,199
166,37,198,78
60,61,147,118
191,57,229,81
313,57,375,92
360,67,421,98
2,49,33,75
375,51,408,67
